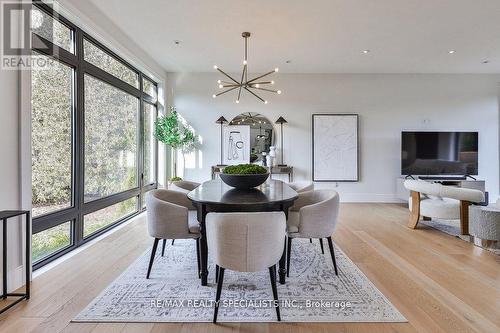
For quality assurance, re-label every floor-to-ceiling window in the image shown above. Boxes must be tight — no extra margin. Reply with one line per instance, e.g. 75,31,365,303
30,1,158,268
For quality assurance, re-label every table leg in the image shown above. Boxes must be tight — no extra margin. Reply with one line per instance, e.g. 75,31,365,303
279,205,289,284
198,204,209,286
25,212,30,299
279,237,287,284
2,219,7,299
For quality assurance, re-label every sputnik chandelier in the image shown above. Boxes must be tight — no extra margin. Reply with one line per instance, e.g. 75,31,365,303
212,32,281,104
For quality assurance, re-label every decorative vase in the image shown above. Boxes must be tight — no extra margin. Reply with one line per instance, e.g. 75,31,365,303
219,173,270,189
269,146,277,166
266,155,273,168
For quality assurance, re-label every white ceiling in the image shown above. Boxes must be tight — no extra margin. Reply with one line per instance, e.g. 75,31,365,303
82,0,500,73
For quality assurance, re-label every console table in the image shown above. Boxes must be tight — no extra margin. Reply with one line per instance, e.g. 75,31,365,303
0,210,30,314
270,166,294,182
212,165,294,182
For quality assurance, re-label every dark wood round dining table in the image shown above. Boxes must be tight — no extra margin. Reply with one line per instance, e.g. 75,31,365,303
187,179,298,286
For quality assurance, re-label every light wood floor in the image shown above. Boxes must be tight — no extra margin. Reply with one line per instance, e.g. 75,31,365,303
0,203,499,333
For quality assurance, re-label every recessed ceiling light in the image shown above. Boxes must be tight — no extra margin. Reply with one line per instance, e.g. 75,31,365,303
482,59,490,64
362,49,370,54
448,50,456,54
174,40,181,45
285,60,292,64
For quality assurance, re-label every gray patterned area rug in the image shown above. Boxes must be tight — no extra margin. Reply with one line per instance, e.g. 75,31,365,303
74,239,406,323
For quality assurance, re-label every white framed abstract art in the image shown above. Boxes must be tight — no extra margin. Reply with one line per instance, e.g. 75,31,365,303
223,125,250,165
312,114,359,182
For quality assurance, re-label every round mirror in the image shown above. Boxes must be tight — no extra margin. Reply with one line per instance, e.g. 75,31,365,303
229,112,275,163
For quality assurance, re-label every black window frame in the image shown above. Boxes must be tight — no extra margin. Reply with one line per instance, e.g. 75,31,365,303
30,1,159,269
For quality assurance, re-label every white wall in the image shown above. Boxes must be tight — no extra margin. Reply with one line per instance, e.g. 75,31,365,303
168,73,500,202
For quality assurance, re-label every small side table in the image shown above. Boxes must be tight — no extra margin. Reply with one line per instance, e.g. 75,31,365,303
0,210,30,314
469,205,500,248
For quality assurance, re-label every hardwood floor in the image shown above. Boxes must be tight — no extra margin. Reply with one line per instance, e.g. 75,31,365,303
0,203,499,333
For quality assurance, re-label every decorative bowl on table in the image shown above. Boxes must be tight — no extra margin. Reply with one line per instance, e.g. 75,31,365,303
219,164,269,189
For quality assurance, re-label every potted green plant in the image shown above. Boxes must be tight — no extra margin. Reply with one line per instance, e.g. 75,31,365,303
154,107,196,181
220,164,269,189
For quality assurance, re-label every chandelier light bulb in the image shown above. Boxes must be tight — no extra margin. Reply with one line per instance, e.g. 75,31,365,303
271,81,275,84
219,84,223,88
264,100,268,104
274,67,279,72
277,90,282,94
235,100,239,104
255,84,260,88
212,94,216,98
217,80,221,84
213,65,218,69
243,60,247,65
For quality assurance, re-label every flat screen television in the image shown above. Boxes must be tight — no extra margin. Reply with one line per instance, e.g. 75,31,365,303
401,131,478,176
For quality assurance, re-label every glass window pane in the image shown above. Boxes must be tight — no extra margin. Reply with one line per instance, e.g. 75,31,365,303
32,222,72,262
84,197,137,237
142,78,157,102
31,7,73,53
144,103,157,185
31,53,73,217
84,74,139,201
84,39,139,88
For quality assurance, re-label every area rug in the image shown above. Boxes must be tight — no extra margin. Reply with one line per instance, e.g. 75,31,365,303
421,219,500,255
74,239,406,322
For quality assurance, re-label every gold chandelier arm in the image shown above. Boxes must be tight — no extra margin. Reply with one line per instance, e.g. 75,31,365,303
216,68,239,84
246,70,276,84
237,64,247,101
248,86,280,94
249,81,273,85
244,87,265,103
222,84,240,88
215,86,239,97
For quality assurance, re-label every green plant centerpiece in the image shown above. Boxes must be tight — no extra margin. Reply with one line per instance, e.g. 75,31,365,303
223,164,267,175
220,164,269,189
154,107,196,178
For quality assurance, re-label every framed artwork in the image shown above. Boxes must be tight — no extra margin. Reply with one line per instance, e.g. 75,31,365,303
223,125,250,165
312,114,359,182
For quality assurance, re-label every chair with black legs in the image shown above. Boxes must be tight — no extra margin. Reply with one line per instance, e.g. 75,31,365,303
206,212,286,323
286,190,340,277
165,180,201,249
145,189,201,279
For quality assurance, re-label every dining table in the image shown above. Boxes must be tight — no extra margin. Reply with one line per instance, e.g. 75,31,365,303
187,179,298,286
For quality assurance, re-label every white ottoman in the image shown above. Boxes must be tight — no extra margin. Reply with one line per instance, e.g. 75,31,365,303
469,204,500,247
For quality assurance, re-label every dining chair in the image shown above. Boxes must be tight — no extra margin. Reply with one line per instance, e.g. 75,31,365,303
206,212,286,323
286,189,340,276
165,180,201,247
145,189,201,279
288,181,315,243
288,181,314,193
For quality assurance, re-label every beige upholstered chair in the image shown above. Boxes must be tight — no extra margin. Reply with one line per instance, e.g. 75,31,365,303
288,181,314,193
165,180,200,247
206,212,286,323
170,180,201,193
404,180,484,235
288,182,315,243
286,190,340,276
145,189,200,279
